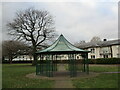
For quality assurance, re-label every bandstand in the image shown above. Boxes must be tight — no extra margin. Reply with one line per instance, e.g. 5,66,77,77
36,34,90,77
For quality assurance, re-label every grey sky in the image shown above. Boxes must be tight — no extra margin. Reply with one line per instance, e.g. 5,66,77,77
1,1,118,44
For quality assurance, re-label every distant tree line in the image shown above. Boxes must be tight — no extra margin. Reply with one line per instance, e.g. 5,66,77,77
2,40,29,63
74,36,101,47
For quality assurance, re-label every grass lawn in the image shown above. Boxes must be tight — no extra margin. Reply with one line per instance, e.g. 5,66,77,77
2,64,54,88
2,64,119,88
89,64,118,72
72,64,119,88
73,73,119,88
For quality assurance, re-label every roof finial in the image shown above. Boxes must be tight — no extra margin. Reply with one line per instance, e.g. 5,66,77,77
60,34,63,36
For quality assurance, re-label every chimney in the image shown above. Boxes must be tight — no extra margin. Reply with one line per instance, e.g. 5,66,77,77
103,39,107,41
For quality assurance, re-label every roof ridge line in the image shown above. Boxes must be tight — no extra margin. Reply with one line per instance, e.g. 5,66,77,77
47,35,61,51
36,34,90,53
62,36,76,51
38,35,60,52
46,34,63,50
63,36,87,52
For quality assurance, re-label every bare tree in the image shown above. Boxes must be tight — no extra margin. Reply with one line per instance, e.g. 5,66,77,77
74,40,86,47
90,36,101,42
2,40,28,64
7,8,56,65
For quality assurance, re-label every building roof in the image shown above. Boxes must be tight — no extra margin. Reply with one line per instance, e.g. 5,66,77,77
36,34,89,54
78,39,120,49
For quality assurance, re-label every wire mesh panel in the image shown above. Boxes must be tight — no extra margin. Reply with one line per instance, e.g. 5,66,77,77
68,54,77,77
81,53,89,74
54,54,57,71
45,54,53,77
36,52,89,77
36,55,45,75
85,53,89,74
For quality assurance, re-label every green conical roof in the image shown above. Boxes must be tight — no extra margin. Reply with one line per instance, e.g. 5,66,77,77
36,34,89,54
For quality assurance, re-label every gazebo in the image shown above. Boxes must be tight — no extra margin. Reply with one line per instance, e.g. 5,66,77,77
36,34,90,77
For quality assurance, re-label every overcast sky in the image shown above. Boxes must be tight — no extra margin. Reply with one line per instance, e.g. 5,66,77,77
1,0,119,44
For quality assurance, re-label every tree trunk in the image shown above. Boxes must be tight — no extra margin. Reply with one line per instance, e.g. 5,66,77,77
32,47,37,66
2,56,5,62
9,55,13,64
32,53,37,65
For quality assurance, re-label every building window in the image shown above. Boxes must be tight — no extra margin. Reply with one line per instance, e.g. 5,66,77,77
76,56,78,59
103,55,108,58
117,53,120,58
100,47,111,54
91,48,95,53
91,55,95,59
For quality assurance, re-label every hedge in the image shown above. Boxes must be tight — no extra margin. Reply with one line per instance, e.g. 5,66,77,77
89,58,120,64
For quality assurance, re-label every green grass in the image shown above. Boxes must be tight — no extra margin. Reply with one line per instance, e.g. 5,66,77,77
76,64,118,72
72,64,119,88
89,65,118,72
2,64,119,88
2,64,54,88
73,73,119,88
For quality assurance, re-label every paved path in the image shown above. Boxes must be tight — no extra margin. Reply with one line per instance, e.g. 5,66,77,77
54,79,74,88
53,64,75,88
26,64,100,88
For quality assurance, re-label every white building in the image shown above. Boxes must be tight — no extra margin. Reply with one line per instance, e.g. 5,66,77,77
12,54,34,61
12,39,120,61
78,39,120,59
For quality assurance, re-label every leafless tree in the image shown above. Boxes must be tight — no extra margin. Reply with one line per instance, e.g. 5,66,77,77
2,40,28,64
90,36,101,42
74,40,86,47
7,8,56,65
